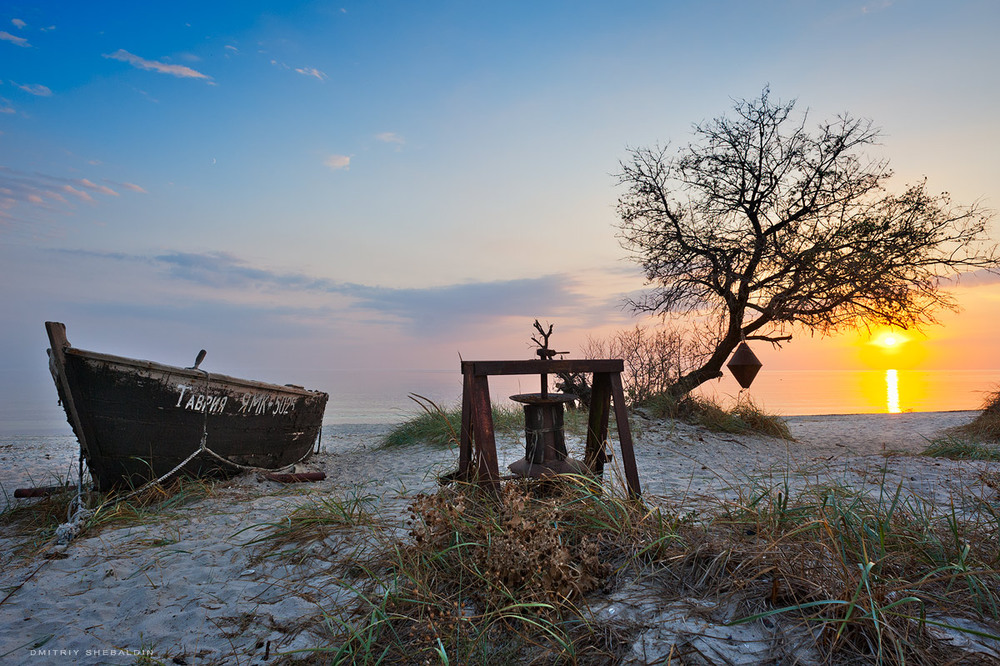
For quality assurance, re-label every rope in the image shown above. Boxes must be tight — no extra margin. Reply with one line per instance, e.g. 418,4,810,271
56,448,94,544
60,411,323,523
109,412,318,504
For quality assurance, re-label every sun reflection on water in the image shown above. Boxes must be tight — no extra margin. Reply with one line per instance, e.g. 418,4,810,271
886,369,901,413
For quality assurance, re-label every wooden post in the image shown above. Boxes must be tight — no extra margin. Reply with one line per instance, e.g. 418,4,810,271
458,368,474,480
470,373,500,495
610,372,641,498
584,372,612,474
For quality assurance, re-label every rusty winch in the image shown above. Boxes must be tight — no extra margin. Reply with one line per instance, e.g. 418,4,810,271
508,322,589,478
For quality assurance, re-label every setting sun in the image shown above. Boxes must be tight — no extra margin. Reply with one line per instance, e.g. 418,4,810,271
854,328,929,370
873,330,908,349
880,334,901,347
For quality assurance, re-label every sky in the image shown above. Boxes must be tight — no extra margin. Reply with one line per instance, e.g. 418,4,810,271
2,1,999,433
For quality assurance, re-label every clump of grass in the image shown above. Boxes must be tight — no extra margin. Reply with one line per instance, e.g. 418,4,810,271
642,393,792,439
922,436,1000,461
958,386,1000,442
713,474,1000,663
238,491,381,562
1,476,214,553
0,486,80,555
380,394,525,449
317,477,672,664
87,476,215,531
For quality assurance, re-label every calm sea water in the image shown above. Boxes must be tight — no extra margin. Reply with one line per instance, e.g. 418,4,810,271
323,368,998,420
696,368,999,416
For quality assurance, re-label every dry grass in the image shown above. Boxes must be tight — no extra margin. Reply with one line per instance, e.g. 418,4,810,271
269,467,1000,665
959,387,1000,442
0,476,216,557
642,393,793,439
236,491,382,565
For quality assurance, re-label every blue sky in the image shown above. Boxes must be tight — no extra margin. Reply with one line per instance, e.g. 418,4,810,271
2,1,999,432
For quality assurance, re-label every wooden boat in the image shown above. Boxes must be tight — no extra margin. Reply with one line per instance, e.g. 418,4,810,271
45,322,329,491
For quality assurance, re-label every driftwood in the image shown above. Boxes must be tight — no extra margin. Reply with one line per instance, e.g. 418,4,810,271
13,485,73,498
263,471,326,484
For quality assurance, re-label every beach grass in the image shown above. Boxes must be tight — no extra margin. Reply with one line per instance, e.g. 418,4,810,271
957,386,1000,442
0,476,216,555
281,465,999,665
236,490,382,564
642,393,793,439
922,436,1000,461
383,391,791,453
379,394,526,449
0,485,79,556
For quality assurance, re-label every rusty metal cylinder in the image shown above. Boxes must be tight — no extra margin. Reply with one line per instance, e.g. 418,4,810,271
509,392,586,478
521,399,568,463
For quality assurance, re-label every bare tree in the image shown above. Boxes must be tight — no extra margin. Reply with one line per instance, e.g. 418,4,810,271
580,324,705,405
617,88,999,399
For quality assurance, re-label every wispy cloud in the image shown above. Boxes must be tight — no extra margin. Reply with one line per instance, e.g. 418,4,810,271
62,185,94,202
862,0,894,13
0,31,29,47
0,168,141,230
15,82,52,97
11,19,26,29
324,154,351,170
59,250,588,337
78,179,119,197
295,66,327,81
0,97,14,114
155,251,584,334
942,268,1000,288
376,132,405,145
103,49,212,81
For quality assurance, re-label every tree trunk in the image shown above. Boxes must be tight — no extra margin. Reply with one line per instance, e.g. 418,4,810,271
667,332,742,401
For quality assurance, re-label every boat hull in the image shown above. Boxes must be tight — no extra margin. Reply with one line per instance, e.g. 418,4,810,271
46,323,328,491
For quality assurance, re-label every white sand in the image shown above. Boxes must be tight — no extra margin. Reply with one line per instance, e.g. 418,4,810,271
1,410,997,664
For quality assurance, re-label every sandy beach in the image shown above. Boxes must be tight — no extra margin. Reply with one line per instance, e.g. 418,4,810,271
1,410,998,664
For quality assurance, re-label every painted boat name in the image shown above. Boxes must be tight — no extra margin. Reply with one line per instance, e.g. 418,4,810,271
175,385,296,416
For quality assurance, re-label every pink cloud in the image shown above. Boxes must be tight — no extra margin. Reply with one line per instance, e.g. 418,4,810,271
62,185,95,202
103,49,211,81
0,31,29,47
295,66,327,81
78,179,119,197
324,154,351,171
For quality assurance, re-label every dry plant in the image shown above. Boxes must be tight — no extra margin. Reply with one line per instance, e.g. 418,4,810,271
308,476,676,665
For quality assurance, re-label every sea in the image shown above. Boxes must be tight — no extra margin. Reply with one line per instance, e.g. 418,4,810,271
2,368,994,497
